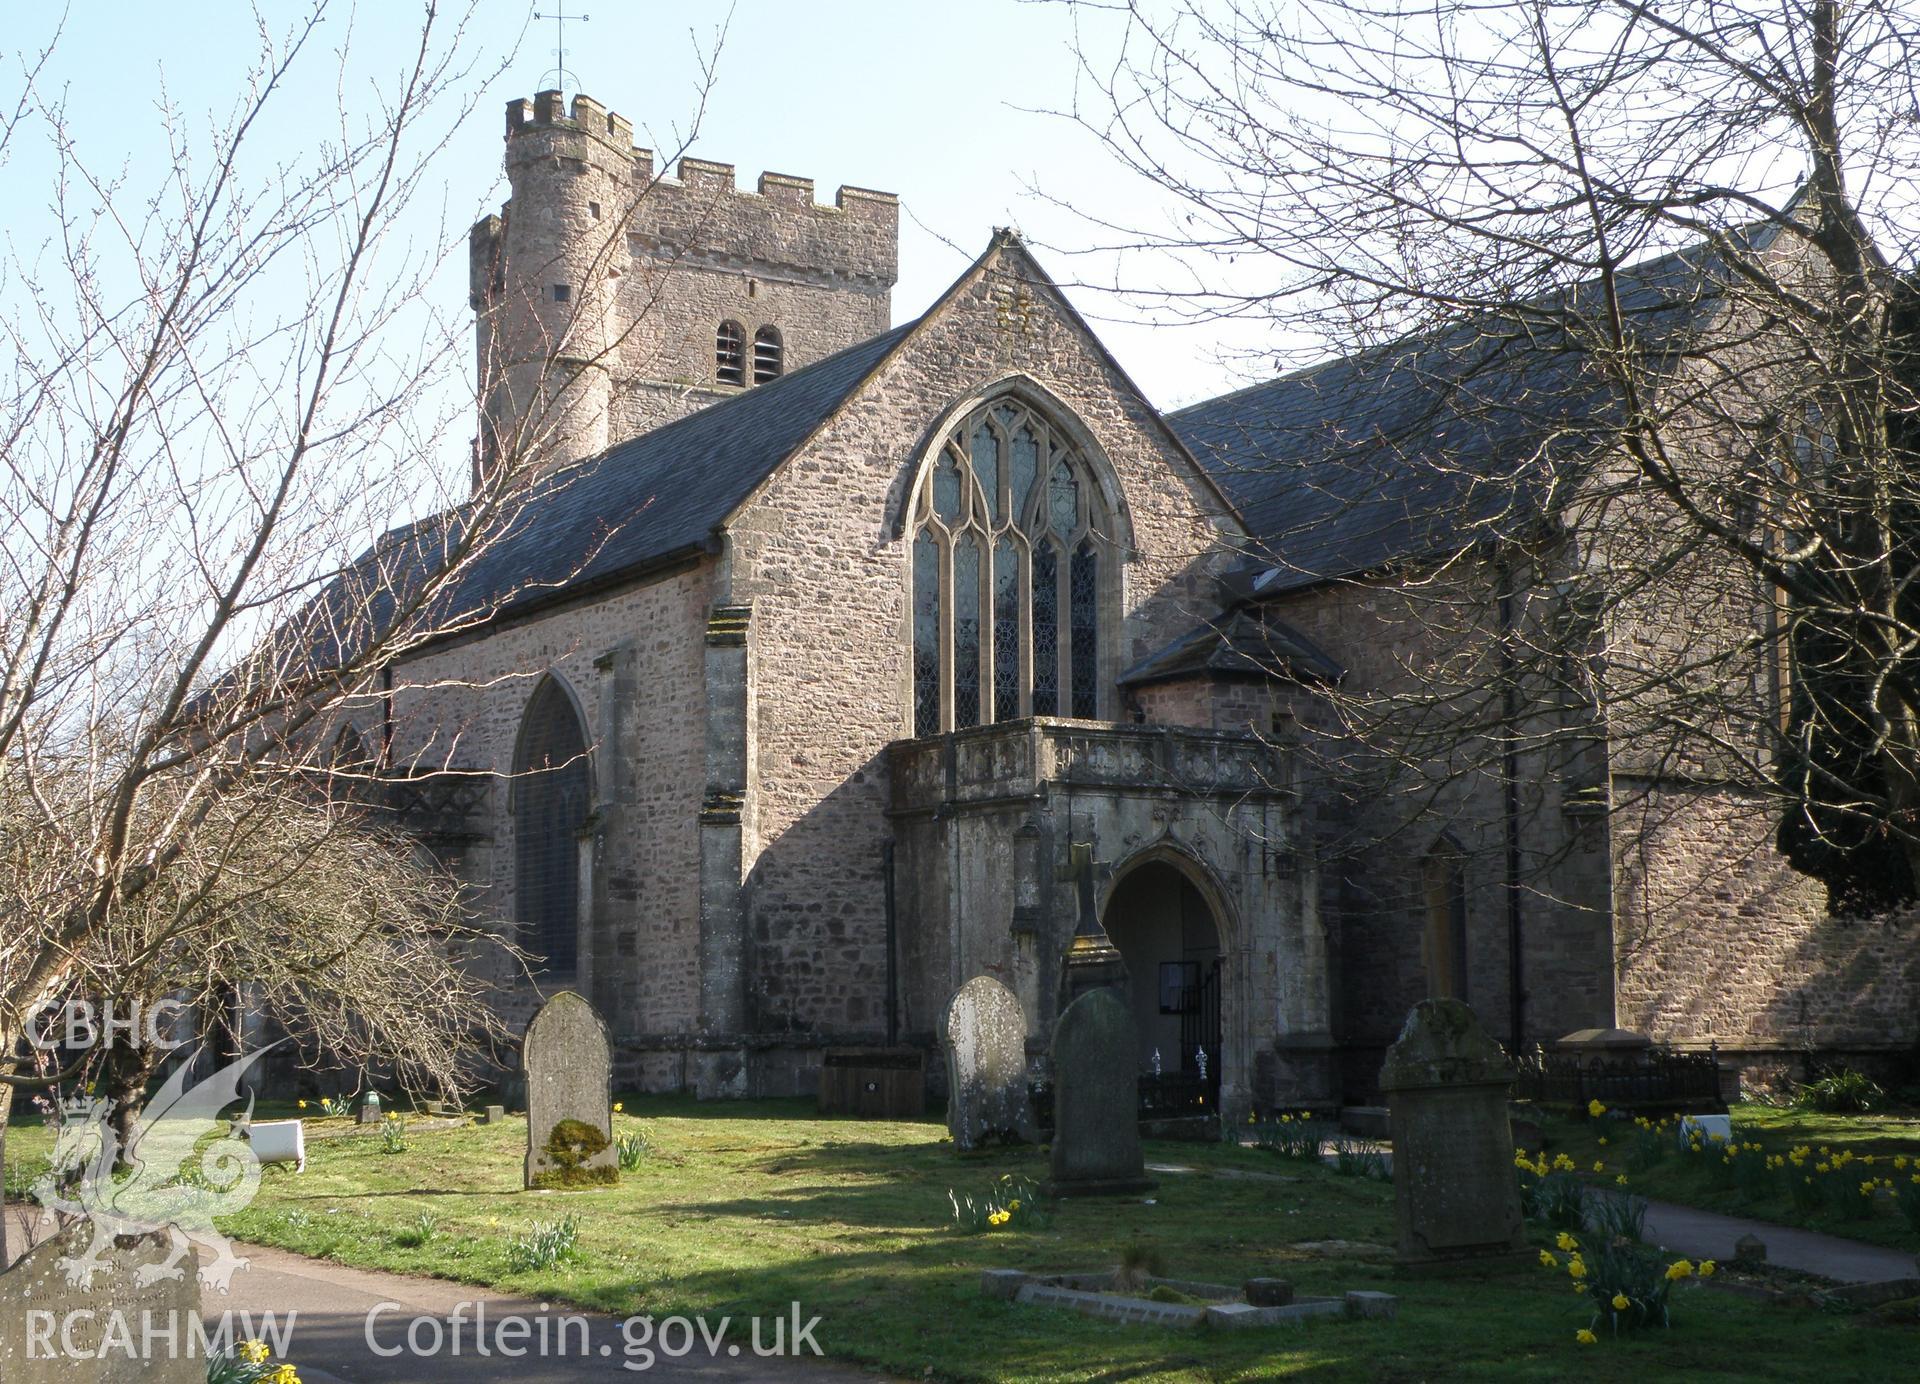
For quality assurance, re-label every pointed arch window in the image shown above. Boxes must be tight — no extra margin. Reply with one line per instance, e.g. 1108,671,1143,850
906,397,1116,735
514,677,590,975
716,320,746,386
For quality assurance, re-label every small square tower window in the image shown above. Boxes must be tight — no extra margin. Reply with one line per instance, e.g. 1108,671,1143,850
588,201,602,220
551,284,571,302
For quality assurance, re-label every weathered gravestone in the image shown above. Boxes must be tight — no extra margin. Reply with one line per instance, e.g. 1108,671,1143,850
522,991,617,1190
1046,987,1155,1196
944,976,1037,1149
0,1226,203,1382
1378,998,1528,1270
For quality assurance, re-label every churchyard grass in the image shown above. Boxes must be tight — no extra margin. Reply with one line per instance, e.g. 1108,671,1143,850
1539,1101,1920,1252
7,1099,1918,1381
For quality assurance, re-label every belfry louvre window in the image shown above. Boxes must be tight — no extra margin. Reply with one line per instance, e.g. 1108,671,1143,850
752,326,783,384
908,397,1114,736
716,320,746,385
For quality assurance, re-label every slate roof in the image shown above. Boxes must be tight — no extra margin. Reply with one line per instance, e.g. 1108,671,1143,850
447,321,913,617
1118,607,1344,688
263,321,915,686
1167,234,1776,595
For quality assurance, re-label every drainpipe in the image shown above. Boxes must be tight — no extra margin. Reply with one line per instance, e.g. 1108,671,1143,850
380,663,395,771
1498,560,1526,1055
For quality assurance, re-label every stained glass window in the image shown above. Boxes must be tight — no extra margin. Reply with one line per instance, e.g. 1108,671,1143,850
913,531,941,737
933,451,962,523
1070,542,1099,718
1032,543,1059,717
971,423,1001,523
994,539,1021,721
1049,460,1078,538
1011,427,1039,520
906,397,1112,735
953,535,982,730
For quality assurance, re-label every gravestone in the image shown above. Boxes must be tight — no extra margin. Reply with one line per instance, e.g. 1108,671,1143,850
1378,998,1528,1270
0,1226,203,1382
1046,987,1154,1196
522,991,617,1189
944,976,1037,1148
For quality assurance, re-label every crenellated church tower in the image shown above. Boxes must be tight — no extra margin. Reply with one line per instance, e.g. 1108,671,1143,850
469,91,899,482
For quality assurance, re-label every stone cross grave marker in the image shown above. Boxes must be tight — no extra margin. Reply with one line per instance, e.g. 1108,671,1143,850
944,975,1037,1149
522,991,617,1189
1378,998,1528,1269
1046,987,1155,1196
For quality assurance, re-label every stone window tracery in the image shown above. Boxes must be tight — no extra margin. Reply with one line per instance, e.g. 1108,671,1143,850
907,397,1116,736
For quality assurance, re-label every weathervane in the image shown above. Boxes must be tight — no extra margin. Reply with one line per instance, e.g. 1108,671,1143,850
533,2,590,92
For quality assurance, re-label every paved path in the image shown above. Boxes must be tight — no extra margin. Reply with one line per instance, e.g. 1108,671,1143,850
1150,1156,1919,1286
6,1215,881,1383
1632,1196,1917,1284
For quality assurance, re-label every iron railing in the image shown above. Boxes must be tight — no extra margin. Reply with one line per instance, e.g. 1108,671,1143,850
1511,1044,1724,1112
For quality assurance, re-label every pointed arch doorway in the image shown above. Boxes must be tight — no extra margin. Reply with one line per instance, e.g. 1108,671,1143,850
1101,855,1228,1109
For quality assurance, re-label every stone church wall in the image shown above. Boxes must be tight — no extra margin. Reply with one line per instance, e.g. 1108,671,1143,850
1612,779,1920,1087
386,563,712,1075
1253,558,1616,1095
717,239,1237,1077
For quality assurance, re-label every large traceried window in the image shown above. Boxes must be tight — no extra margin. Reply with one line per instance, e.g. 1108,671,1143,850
908,397,1116,736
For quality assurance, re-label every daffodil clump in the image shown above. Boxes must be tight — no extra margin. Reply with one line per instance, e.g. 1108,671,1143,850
1515,1148,1592,1230
948,1173,1049,1234
1247,1109,1329,1162
1539,1232,1707,1343
1675,1134,1920,1227
206,1339,303,1384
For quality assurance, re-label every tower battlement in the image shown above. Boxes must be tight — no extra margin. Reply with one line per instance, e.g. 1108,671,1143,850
473,90,899,479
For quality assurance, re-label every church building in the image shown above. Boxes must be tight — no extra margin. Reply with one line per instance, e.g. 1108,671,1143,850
370,90,1920,1112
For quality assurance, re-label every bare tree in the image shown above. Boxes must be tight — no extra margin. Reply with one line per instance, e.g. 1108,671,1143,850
0,2,725,1255
1057,0,1920,928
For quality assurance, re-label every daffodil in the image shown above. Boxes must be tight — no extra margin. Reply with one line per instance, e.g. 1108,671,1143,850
1611,1293,1630,1311
1555,1231,1579,1252
1698,1260,1716,1277
1575,1328,1597,1344
1615,1174,1627,1187
1539,1249,1557,1268
1666,1259,1694,1281
1588,1099,1606,1119
242,1340,270,1365
1568,1258,1587,1280
613,1101,624,1113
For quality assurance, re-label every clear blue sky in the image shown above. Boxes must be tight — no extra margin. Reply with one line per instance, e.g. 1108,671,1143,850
5,0,1280,413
